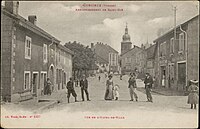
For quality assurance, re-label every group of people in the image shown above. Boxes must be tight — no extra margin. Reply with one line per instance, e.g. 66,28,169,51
66,75,90,103
104,72,154,102
45,72,199,109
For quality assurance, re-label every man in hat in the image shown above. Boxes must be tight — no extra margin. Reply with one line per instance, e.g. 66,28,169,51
128,72,138,101
80,75,90,101
144,73,153,102
66,77,77,103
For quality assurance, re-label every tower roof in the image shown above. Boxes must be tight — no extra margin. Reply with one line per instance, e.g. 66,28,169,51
122,23,130,42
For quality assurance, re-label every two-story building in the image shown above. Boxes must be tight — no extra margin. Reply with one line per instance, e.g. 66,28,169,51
145,44,156,77
1,1,73,102
120,45,146,76
93,42,119,73
154,15,199,92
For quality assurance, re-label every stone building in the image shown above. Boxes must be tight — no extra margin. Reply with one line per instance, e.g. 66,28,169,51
92,42,119,73
145,44,156,77
120,45,146,76
153,15,199,92
1,1,73,102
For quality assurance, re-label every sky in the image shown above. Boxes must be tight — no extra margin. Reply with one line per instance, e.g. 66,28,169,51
18,1,199,53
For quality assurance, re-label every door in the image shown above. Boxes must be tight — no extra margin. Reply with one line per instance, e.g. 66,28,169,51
178,63,186,91
160,66,166,87
32,73,38,97
49,66,54,92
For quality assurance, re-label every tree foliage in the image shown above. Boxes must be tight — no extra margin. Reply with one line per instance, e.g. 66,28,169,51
64,41,97,71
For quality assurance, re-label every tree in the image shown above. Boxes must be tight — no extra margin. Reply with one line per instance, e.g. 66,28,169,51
64,41,96,79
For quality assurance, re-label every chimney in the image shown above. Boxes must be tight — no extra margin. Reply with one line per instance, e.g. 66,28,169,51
5,1,19,15
28,15,37,25
91,43,94,48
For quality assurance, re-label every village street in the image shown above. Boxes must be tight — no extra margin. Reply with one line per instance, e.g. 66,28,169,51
37,74,198,128
1,74,198,128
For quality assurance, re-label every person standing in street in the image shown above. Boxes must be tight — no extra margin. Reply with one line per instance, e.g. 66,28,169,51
66,77,77,103
128,73,138,101
113,84,120,100
187,80,199,109
80,75,90,101
104,74,114,100
120,74,123,80
98,75,101,81
45,78,52,95
144,73,153,102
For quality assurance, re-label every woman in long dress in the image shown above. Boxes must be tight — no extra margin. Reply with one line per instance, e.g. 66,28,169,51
104,74,114,100
187,80,199,109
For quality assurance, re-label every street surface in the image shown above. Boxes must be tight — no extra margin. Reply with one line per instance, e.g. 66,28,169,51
1,74,198,128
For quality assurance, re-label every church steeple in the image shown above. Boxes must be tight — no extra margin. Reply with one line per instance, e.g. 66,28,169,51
121,23,132,54
122,22,130,42
125,22,128,34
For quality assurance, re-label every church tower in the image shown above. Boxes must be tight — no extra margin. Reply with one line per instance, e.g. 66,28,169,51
121,23,132,54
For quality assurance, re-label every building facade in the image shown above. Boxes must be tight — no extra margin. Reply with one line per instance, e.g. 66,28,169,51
120,45,146,75
145,44,156,77
154,15,199,92
93,42,119,73
1,1,73,102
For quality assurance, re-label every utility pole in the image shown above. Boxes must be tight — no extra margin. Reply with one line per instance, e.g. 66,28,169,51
172,6,177,41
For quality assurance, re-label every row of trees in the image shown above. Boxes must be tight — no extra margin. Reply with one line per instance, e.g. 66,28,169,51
64,41,97,80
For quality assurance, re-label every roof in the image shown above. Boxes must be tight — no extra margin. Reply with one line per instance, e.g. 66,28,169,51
94,43,118,63
58,44,74,55
96,54,109,64
120,45,143,56
2,7,60,43
154,15,199,42
145,44,156,59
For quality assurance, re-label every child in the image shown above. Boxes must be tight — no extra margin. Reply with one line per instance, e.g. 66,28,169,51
187,80,199,109
113,84,120,100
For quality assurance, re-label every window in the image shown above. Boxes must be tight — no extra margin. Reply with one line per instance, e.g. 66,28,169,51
25,36,31,59
43,44,47,63
179,33,185,51
64,56,66,65
59,51,61,62
112,53,115,66
24,71,30,90
69,59,71,66
160,42,166,56
51,49,54,57
170,38,174,53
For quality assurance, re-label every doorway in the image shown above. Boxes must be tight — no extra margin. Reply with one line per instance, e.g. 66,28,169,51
49,65,54,92
177,62,186,91
160,66,166,87
32,72,38,97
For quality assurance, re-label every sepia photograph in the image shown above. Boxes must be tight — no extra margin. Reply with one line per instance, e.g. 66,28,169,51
1,0,199,128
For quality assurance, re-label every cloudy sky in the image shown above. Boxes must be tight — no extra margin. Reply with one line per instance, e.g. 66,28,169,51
18,1,198,53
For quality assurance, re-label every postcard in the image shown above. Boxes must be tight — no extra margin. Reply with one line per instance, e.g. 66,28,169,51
1,0,199,128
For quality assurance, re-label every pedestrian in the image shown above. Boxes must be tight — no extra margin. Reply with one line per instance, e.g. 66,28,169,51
66,77,77,103
98,75,101,81
187,80,199,109
104,74,114,100
144,73,153,102
113,84,120,100
120,74,123,80
45,78,52,95
128,73,138,101
80,75,90,101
